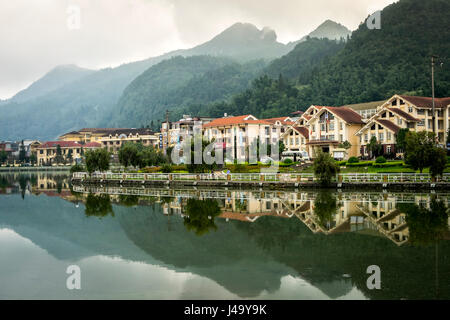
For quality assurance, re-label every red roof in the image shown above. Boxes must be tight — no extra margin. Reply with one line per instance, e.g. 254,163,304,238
387,108,420,122
38,141,81,149
375,119,401,134
293,127,309,139
324,107,364,124
203,115,271,128
264,117,294,125
400,95,450,109
83,142,102,148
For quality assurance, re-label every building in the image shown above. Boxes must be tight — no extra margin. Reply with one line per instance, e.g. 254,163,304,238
281,126,310,161
36,141,101,165
161,115,215,150
59,128,159,154
98,128,158,154
305,106,365,159
202,114,288,161
356,95,450,157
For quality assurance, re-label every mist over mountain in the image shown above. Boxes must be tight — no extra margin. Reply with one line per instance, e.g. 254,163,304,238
10,65,95,104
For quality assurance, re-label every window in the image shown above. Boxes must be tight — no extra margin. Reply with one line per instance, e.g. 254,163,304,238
387,132,392,141
295,138,299,145
418,120,425,127
340,134,343,142
379,133,384,142
301,138,305,144
339,122,343,130
428,120,433,128
329,135,335,141
408,107,413,113
290,138,294,145
329,122,335,131
364,134,368,142
417,109,425,115
272,127,277,133
387,146,392,154
312,125,315,133
265,127,270,135
281,128,285,133
397,118,403,125
321,124,326,131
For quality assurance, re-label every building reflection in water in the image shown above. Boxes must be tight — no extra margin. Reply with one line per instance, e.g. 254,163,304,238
2,173,449,246
68,184,450,246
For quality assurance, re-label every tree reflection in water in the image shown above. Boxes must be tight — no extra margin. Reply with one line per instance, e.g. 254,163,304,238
399,198,449,246
118,194,140,207
84,193,114,218
184,198,221,236
314,191,337,229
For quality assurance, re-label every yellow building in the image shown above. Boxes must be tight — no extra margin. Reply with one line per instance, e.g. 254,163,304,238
305,106,365,159
356,94,450,157
36,141,101,166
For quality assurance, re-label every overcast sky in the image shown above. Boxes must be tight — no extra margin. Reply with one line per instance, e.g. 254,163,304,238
0,0,396,99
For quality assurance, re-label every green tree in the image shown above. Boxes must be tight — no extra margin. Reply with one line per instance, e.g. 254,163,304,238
187,136,217,173
118,142,140,168
429,146,447,178
367,136,383,159
85,148,110,174
54,144,64,164
338,140,352,150
396,128,409,153
405,131,436,173
19,140,26,163
313,151,340,186
0,150,7,164
29,153,37,165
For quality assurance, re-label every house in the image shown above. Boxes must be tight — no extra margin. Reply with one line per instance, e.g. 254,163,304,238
36,141,101,165
305,106,365,159
202,114,288,161
281,126,310,161
59,128,159,154
161,115,215,150
356,94,450,157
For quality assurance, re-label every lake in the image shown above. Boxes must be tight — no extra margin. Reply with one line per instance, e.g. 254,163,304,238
0,172,449,300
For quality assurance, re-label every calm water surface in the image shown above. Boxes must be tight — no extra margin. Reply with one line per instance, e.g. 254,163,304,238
0,172,449,300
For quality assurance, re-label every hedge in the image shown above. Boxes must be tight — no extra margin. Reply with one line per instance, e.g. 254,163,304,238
346,161,374,167
372,162,404,168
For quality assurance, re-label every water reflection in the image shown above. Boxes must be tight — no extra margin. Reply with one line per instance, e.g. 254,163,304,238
1,173,450,299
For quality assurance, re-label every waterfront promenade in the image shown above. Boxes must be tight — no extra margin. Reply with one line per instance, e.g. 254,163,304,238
72,172,450,190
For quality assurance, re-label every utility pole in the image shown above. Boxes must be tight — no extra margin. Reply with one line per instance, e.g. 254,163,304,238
431,55,438,136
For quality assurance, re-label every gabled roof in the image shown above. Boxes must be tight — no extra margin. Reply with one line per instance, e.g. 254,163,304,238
310,107,364,125
387,108,420,122
294,127,309,139
399,95,450,109
83,142,102,148
263,117,294,125
375,119,401,134
203,115,271,128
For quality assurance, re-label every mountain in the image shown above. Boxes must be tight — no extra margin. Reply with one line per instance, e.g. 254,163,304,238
264,37,345,80
194,0,450,120
0,23,291,140
176,22,291,61
10,65,95,103
287,20,352,48
112,56,267,127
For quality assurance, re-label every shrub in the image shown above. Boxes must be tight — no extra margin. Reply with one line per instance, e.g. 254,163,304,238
161,164,173,173
70,163,85,173
336,161,347,166
347,157,359,164
375,156,387,164
283,158,293,165
346,161,374,167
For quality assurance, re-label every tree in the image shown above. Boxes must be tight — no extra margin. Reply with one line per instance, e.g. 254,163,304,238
0,150,7,164
429,146,447,178
19,140,26,163
338,140,352,150
85,148,110,174
367,136,383,159
118,142,140,168
54,144,64,164
187,136,217,173
404,131,436,173
85,194,114,218
396,128,409,153
313,151,340,186
29,153,37,165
